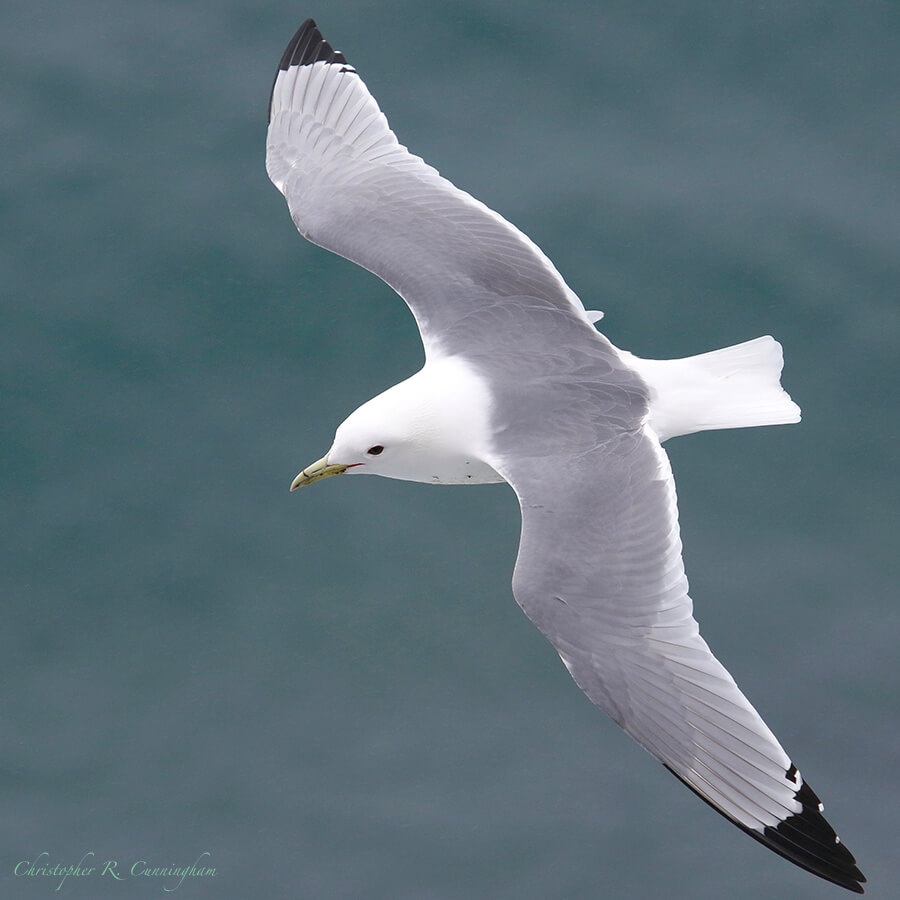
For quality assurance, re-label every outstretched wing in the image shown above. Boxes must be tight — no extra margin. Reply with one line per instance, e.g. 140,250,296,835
498,427,865,893
266,19,600,359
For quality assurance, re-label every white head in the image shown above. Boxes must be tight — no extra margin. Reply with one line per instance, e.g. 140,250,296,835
289,360,504,490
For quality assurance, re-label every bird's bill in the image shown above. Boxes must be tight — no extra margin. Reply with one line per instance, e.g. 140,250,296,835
289,455,348,491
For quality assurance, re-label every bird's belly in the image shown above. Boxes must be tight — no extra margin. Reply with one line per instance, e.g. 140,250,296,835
397,454,506,485
433,456,506,485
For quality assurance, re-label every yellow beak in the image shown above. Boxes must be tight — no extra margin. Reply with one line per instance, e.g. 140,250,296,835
289,455,348,491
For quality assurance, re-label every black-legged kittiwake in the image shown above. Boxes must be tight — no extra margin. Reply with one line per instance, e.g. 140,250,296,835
265,19,864,893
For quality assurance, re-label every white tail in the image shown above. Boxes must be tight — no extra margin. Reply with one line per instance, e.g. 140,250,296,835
620,336,802,442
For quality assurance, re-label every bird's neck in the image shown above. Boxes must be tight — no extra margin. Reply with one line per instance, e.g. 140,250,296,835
379,356,505,485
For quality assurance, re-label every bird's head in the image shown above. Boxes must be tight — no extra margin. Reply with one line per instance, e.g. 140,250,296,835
288,360,502,489
289,380,436,490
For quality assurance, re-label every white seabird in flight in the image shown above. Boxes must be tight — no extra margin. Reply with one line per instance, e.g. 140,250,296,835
265,18,865,893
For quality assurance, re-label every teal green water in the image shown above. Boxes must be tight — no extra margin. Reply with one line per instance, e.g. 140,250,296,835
2,2,898,897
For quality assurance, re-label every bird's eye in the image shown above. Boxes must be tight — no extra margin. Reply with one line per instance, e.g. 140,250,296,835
367,445,384,456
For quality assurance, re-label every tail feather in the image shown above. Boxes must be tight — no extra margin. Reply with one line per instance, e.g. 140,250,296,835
621,336,801,442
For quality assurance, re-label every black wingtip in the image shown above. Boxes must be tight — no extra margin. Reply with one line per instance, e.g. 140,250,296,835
277,18,347,70
758,776,866,893
268,19,348,122
664,763,866,893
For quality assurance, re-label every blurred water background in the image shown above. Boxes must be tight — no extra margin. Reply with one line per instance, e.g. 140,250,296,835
2,1,898,897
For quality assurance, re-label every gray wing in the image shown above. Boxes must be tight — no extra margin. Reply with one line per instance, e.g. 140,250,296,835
498,427,864,893
266,19,602,359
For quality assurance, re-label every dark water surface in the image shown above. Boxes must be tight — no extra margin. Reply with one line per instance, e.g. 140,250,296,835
2,2,898,898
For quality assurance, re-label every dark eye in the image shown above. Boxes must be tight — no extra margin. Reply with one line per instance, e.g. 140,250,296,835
367,445,384,456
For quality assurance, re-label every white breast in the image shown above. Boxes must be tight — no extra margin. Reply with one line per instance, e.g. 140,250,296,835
403,356,505,485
